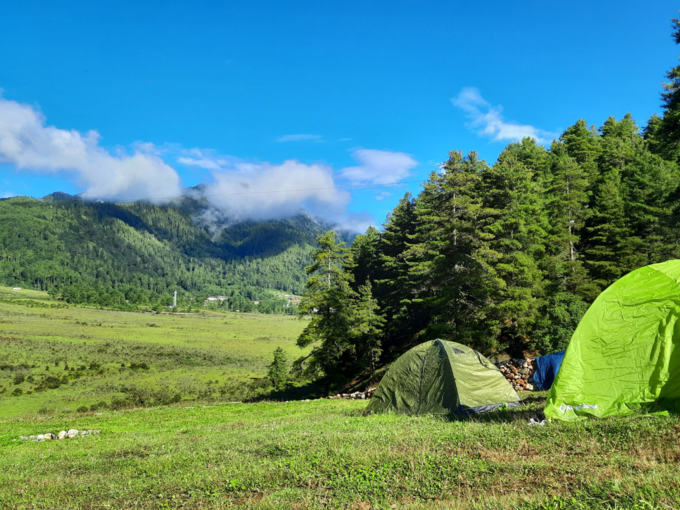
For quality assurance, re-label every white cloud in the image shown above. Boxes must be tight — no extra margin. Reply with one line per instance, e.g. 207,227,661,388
340,149,417,185
336,211,374,233
0,96,383,230
200,159,351,223
0,97,182,202
176,149,376,229
276,134,323,142
1,191,16,198
451,87,557,145
178,148,239,171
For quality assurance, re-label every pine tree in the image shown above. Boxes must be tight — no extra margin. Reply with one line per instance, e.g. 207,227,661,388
296,231,356,380
479,143,549,354
544,142,597,301
372,192,427,352
648,16,680,161
407,151,500,351
351,279,386,372
583,115,642,286
267,347,289,390
349,226,380,292
560,119,601,181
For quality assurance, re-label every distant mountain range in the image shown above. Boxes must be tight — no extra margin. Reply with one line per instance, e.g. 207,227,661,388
0,192,353,297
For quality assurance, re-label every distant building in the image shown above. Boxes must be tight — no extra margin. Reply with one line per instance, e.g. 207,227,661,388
253,301,259,305
204,295,229,306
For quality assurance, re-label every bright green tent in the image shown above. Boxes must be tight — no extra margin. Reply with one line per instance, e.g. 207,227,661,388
545,260,680,420
365,339,520,415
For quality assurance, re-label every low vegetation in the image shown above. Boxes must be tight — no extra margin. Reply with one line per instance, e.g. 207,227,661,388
0,287,308,418
2,395,680,509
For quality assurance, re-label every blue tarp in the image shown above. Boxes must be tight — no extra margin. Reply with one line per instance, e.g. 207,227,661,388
534,350,565,390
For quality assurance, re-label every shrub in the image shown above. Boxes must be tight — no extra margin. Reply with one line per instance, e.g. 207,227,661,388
34,375,63,391
12,388,22,396
267,347,289,390
90,401,108,412
13,373,25,385
76,405,88,413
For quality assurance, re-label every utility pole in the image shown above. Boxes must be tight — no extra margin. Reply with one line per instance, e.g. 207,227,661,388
173,290,177,309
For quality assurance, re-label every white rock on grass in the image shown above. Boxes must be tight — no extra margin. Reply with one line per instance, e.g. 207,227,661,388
67,429,79,438
58,430,67,439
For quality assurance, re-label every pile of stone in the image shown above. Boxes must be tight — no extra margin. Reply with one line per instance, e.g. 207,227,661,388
327,388,376,400
496,359,537,392
19,429,101,441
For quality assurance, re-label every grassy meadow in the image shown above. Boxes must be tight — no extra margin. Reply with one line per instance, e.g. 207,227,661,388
0,286,309,417
2,396,680,509
2,287,680,509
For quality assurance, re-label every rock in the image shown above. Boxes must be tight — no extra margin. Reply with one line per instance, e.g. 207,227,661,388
43,433,54,440
37,434,45,440
526,384,534,391
67,429,79,438
519,368,530,375
58,430,67,440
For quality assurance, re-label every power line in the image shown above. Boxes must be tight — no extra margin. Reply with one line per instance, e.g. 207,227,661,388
119,179,425,203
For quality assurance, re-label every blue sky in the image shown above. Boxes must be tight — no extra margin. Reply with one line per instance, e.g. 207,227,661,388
0,0,678,230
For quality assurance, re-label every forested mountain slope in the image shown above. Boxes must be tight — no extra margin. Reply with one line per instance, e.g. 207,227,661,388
0,194,348,300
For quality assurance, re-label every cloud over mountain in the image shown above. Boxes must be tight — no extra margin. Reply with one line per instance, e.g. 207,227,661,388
0,96,416,231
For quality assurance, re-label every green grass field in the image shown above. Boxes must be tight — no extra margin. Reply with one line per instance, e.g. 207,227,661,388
0,287,309,417
2,288,680,509
1,396,679,509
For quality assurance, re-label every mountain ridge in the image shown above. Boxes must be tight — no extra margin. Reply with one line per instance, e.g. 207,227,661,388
0,194,354,300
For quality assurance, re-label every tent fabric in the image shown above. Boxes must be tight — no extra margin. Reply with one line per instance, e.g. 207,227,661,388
545,260,680,421
533,351,565,390
365,339,520,415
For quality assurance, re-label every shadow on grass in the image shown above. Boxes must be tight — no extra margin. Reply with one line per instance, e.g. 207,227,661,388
360,396,549,424
250,382,327,402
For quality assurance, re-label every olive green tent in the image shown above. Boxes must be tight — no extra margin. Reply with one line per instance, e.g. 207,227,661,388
545,260,680,420
365,340,520,415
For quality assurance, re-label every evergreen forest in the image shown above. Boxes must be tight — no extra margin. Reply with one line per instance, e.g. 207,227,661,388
0,193,350,313
294,17,680,383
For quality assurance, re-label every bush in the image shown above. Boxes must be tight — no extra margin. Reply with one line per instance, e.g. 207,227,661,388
267,347,289,390
76,405,88,413
34,375,63,391
12,388,22,396
90,401,108,412
13,373,25,385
